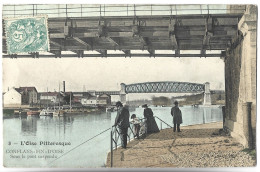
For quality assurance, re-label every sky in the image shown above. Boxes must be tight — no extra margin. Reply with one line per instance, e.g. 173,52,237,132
2,52,225,101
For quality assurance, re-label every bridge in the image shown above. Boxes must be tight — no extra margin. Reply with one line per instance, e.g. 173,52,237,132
94,81,212,105
2,4,245,58
124,81,205,93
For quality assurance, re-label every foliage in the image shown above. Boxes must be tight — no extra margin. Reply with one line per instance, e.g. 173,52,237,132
242,148,256,160
152,96,171,106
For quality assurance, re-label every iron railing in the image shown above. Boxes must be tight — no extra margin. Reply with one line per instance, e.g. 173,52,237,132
2,4,246,18
48,114,173,167
110,116,172,167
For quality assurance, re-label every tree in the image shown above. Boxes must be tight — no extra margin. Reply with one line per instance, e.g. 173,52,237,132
152,96,171,106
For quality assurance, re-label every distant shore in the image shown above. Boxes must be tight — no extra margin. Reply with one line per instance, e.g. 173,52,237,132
2,107,105,118
106,122,256,168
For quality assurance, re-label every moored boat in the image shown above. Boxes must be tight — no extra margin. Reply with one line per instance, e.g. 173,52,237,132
27,110,40,116
106,106,116,112
53,110,65,117
14,110,20,116
40,108,54,116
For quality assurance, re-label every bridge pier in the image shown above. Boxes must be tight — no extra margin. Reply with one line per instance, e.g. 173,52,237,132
120,83,127,104
203,82,211,106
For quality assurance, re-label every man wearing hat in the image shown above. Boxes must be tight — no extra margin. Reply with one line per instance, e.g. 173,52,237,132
171,101,183,132
114,101,130,149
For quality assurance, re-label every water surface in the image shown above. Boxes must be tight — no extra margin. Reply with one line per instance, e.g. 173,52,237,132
3,106,223,167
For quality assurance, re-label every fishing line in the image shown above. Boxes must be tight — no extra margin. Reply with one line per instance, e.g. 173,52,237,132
48,127,111,166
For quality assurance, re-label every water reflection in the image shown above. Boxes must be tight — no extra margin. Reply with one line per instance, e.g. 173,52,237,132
38,116,75,139
21,116,39,135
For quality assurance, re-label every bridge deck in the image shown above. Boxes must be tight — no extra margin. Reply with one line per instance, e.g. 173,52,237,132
3,13,243,58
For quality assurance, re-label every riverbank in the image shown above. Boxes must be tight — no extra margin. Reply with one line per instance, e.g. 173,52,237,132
2,107,105,118
106,122,256,168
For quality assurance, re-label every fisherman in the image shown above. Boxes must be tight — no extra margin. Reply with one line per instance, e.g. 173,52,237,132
171,101,183,132
114,101,130,149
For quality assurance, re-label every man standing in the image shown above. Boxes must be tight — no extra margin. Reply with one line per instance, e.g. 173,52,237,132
114,101,130,149
171,101,183,132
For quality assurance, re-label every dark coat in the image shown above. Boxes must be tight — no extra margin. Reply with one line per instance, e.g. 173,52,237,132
144,108,159,133
114,106,130,128
171,106,183,124
144,108,154,119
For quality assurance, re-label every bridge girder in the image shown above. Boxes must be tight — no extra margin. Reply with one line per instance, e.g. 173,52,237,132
2,14,243,58
125,81,205,93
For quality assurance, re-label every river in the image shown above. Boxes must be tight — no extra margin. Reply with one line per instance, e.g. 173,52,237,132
3,106,223,168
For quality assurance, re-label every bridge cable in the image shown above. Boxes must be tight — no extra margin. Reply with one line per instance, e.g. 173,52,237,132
48,127,111,166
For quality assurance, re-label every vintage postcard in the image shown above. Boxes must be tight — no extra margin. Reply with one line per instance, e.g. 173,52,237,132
1,3,257,170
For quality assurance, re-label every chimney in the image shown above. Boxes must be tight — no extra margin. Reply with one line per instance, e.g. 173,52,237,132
63,81,65,93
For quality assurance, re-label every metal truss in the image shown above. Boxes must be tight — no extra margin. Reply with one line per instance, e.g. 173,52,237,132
125,82,205,93
95,91,120,95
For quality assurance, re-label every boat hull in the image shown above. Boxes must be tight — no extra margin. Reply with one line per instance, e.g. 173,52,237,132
27,111,40,116
53,110,65,117
40,109,54,116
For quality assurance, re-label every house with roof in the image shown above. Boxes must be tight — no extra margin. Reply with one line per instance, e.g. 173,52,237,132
16,87,38,105
97,94,111,106
3,88,22,107
39,92,64,105
81,94,111,106
3,87,38,108
72,92,92,103
81,96,97,106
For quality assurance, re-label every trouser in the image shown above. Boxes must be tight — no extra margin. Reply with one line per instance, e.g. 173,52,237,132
173,123,180,132
134,124,141,138
119,127,128,148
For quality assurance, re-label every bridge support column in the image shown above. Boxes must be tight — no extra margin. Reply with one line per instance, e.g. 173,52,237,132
203,82,211,106
120,94,126,104
224,5,257,148
120,83,127,104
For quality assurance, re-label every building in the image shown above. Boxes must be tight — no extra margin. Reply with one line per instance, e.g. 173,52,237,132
3,86,38,107
81,96,97,106
39,92,64,105
97,94,111,106
72,92,92,103
81,94,111,106
3,88,22,107
16,87,38,105
3,87,38,107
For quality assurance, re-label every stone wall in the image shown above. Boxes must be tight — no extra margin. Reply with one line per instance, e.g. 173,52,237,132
224,5,257,148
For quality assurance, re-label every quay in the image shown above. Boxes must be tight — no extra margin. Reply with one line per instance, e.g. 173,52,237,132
106,122,256,168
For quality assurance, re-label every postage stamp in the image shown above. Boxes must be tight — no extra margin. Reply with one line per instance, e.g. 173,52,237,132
4,15,49,54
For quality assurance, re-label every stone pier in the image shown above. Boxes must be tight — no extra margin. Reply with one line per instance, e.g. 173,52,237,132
120,83,127,104
203,82,211,106
224,5,257,148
